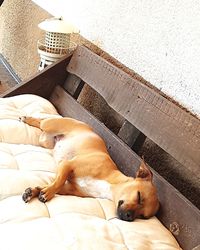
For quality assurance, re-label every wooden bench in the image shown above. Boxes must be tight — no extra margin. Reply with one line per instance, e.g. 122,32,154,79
2,45,200,250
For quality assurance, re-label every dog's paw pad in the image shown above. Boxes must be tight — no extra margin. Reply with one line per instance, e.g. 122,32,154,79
22,187,32,203
38,192,47,203
19,116,26,122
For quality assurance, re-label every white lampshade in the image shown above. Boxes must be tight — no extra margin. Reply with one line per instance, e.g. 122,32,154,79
38,17,77,34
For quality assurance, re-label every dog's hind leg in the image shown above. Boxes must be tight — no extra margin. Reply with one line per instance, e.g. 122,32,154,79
20,116,86,134
20,116,90,136
40,117,89,134
19,116,44,129
20,116,55,148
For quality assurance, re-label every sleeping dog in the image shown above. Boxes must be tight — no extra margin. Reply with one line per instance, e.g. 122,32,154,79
21,116,159,221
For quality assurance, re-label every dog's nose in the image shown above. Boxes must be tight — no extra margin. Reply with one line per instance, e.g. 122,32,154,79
118,209,135,222
123,210,135,221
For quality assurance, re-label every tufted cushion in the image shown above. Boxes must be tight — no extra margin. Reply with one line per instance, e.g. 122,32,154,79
0,94,60,145
0,94,181,250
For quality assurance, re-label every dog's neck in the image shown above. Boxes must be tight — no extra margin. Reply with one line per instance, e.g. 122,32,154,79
74,170,133,202
105,169,133,184
105,170,134,203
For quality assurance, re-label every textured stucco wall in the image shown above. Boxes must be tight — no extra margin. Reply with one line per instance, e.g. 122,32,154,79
0,0,51,80
33,0,200,118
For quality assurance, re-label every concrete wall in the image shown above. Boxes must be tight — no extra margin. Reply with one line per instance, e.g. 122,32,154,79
0,0,51,80
32,0,200,118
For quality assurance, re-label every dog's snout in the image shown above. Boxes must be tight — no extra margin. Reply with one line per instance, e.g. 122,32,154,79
117,208,135,222
124,210,135,221
117,200,135,221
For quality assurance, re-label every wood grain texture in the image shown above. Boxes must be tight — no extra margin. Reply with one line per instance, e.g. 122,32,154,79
67,46,200,176
50,85,200,250
0,54,72,98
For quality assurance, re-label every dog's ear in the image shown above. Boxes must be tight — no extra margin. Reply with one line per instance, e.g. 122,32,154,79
136,159,153,181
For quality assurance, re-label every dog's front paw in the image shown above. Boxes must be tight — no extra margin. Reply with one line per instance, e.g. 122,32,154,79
38,192,47,203
22,187,33,203
37,185,56,203
22,186,41,203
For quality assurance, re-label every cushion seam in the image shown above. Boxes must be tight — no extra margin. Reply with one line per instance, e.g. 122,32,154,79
43,202,51,218
109,219,130,250
8,147,20,170
96,198,107,219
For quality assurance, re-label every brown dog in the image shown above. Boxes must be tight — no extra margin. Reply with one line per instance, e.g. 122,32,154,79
21,116,159,221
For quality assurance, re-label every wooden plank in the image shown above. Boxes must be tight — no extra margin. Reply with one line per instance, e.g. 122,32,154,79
50,85,200,250
0,54,72,99
118,120,146,153
67,46,200,176
63,73,84,99
192,245,200,250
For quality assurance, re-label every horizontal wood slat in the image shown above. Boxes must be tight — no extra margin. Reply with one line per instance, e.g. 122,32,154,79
50,85,200,250
1,54,72,99
67,46,200,176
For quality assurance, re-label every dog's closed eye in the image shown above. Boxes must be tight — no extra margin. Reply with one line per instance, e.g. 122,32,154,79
137,191,141,205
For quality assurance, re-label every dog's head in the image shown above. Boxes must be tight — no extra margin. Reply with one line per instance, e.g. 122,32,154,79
114,161,159,221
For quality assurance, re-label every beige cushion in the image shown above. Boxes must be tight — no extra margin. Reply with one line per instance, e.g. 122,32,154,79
0,94,60,145
0,94,181,250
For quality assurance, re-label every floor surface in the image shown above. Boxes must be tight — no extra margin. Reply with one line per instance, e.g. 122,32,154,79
0,55,18,93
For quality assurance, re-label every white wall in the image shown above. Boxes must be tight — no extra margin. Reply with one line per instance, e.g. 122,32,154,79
33,0,200,118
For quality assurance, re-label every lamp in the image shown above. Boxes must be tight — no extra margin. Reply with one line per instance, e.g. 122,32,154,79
37,17,77,70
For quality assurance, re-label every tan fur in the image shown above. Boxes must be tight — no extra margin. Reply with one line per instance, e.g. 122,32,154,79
21,116,159,221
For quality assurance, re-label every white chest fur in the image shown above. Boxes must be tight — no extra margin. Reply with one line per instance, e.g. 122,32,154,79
75,177,113,200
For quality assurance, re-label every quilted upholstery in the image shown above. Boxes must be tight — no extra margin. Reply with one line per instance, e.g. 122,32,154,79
0,94,181,250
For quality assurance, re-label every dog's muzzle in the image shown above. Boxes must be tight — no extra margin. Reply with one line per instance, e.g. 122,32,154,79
117,200,135,222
